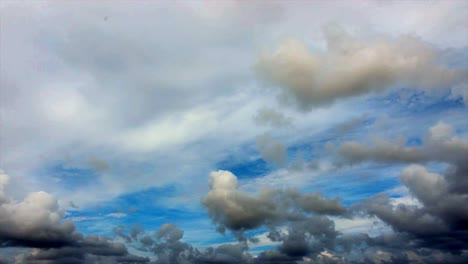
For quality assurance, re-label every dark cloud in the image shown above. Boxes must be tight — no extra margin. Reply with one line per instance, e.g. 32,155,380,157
202,170,345,237
113,223,255,264
0,173,78,248
108,153,468,264
0,173,147,263
335,122,468,261
3,121,467,263
24,235,149,264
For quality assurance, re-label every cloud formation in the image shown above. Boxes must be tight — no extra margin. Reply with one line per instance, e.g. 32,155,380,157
257,25,468,109
253,107,293,128
334,122,468,261
256,133,288,166
335,122,468,165
203,170,345,236
0,172,148,263
1,2,467,264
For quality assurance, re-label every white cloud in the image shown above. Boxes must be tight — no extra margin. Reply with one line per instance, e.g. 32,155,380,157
106,213,127,218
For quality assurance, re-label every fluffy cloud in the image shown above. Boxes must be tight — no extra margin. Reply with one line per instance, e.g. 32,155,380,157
336,122,468,257
357,164,468,254
0,172,148,263
0,173,77,248
110,161,468,263
113,222,254,264
203,170,345,235
257,26,468,109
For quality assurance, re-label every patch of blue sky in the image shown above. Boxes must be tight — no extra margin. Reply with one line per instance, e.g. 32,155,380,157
248,245,277,255
39,163,98,190
405,137,423,147
218,157,274,180
67,185,208,236
302,164,404,206
182,220,238,248
286,142,315,162
367,88,465,116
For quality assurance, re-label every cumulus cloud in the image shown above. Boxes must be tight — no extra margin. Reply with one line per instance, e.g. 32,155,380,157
202,170,345,236
257,25,468,109
334,122,468,258
107,162,468,263
0,172,148,263
0,173,77,248
357,164,468,255
113,222,254,264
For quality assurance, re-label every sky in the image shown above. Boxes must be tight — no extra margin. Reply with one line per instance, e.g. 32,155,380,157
0,0,468,263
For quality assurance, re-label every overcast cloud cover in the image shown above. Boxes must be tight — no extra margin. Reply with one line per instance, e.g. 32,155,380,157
1,1,467,263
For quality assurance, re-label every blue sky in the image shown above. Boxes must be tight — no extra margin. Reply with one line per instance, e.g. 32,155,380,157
1,1,468,263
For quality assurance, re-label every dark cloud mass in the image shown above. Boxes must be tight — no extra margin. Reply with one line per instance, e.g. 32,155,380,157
202,170,345,236
0,173,149,263
339,123,468,262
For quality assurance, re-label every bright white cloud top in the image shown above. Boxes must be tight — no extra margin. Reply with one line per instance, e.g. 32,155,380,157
0,1,467,263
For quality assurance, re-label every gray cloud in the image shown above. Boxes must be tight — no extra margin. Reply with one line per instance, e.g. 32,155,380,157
113,223,254,264
336,122,468,257
202,170,345,236
0,173,77,248
253,107,293,128
257,25,468,109
106,161,468,263
335,114,369,134
0,172,148,263
335,122,468,165
256,133,288,166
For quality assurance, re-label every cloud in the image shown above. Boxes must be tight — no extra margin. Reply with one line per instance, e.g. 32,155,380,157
334,122,468,256
24,235,149,264
256,25,468,109
113,222,254,264
0,172,148,263
335,114,368,134
335,122,468,165
357,164,468,254
106,161,468,263
106,213,127,218
1,2,467,263
256,133,287,166
203,170,345,236
0,173,77,248
253,107,293,128
450,83,468,105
